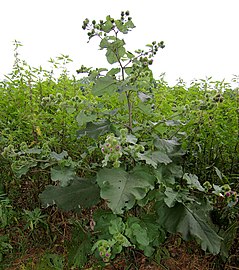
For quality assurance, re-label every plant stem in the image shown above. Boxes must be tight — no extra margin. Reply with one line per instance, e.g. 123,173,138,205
119,58,133,132
126,91,133,131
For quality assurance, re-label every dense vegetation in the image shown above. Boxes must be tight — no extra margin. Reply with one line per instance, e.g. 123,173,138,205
0,11,238,270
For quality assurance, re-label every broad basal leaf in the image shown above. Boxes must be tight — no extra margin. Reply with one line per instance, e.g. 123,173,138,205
156,202,222,254
126,217,150,247
128,223,150,246
153,137,184,158
125,215,164,257
77,119,114,139
51,165,76,187
39,177,100,211
151,151,172,165
97,166,155,214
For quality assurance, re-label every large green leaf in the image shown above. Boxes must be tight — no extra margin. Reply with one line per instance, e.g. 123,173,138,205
39,177,100,211
105,39,126,64
93,209,117,238
107,68,120,76
153,137,184,158
125,215,165,257
183,173,205,191
156,202,222,254
109,217,125,234
102,20,114,33
163,187,191,207
154,163,183,185
114,19,135,34
97,166,155,214
100,37,110,49
154,137,180,153
92,76,118,96
76,111,97,126
77,119,114,139
128,223,150,246
51,165,76,187
138,150,172,168
124,20,135,30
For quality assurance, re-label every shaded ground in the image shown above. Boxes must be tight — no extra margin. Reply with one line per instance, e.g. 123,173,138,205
3,236,239,270
2,179,238,270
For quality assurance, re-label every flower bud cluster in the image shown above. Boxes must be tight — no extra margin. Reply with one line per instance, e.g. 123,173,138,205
101,134,122,168
76,65,91,74
209,183,238,207
134,40,165,60
40,93,80,109
213,93,224,103
71,96,80,102
221,184,231,192
224,190,238,207
139,57,153,68
127,41,165,84
120,128,145,157
82,11,132,39
203,181,212,192
101,129,145,167
96,240,112,262
120,10,132,22
124,144,145,159
41,93,63,107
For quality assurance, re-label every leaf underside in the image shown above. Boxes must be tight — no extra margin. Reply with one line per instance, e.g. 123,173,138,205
156,202,222,255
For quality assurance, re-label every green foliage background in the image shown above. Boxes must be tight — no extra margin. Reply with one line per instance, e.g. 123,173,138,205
0,12,238,270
